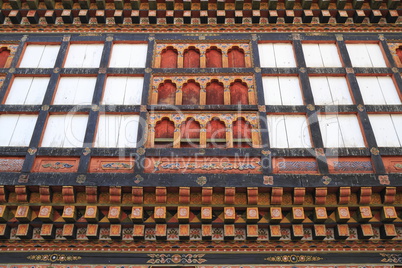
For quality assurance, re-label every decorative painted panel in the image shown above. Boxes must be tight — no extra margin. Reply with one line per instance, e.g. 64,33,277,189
144,157,262,174
89,157,135,173
154,43,252,68
273,158,318,174
327,157,373,173
382,157,402,173
0,157,24,172
150,74,256,105
32,158,79,172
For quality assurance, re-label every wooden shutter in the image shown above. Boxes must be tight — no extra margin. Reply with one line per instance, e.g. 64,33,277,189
109,44,148,68
310,76,352,105
357,76,400,105
0,115,37,146
95,115,139,148
19,45,60,68
318,114,364,148
53,77,96,105
42,115,88,147
263,76,303,105
6,77,49,105
347,44,387,67
303,44,342,67
369,114,401,147
267,115,311,148
102,77,143,105
64,44,104,68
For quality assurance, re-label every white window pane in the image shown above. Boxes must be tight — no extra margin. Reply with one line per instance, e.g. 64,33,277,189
109,45,131,67
369,114,400,147
19,45,60,68
310,77,333,105
274,43,296,67
53,77,79,104
39,45,60,68
366,44,387,67
42,115,88,147
0,115,19,146
19,45,44,68
327,77,353,105
262,77,282,105
129,44,148,68
75,77,96,104
102,77,126,105
64,45,86,68
110,44,148,68
337,115,365,147
25,77,49,104
95,115,121,147
346,44,372,67
65,44,103,68
6,77,32,104
377,76,401,105
318,114,344,148
319,44,342,67
284,115,311,148
117,115,139,147
303,44,324,67
41,115,65,147
8,115,37,146
278,77,303,105
267,115,289,148
124,77,143,105
82,44,103,68
54,77,96,105
258,44,276,68
357,77,386,105
62,114,88,147
7,77,49,105
391,115,402,145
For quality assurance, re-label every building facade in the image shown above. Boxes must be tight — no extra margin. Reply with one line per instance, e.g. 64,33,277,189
0,0,401,267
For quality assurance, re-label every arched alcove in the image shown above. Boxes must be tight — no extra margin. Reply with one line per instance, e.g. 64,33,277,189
230,80,249,105
160,47,178,68
0,48,10,68
157,81,176,105
232,118,252,148
154,118,175,147
182,81,200,105
206,81,224,105
228,46,245,68
180,118,200,147
183,47,200,68
206,118,226,148
206,47,222,68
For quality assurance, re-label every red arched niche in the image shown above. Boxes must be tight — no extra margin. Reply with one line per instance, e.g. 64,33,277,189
157,81,176,105
228,46,245,68
207,118,226,148
180,118,200,147
206,47,222,68
0,48,10,68
230,80,249,105
182,81,200,105
232,118,252,148
154,118,175,147
206,81,224,105
397,46,402,65
183,47,200,68
160,47,178,68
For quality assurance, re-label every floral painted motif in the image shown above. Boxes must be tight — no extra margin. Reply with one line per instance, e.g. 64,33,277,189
265,255,323,263
147,253,207,264
27,254,81,262
101,162,133,170
42,162,74,169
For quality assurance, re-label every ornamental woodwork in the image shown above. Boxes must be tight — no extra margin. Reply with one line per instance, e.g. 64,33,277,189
150,75,256,106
